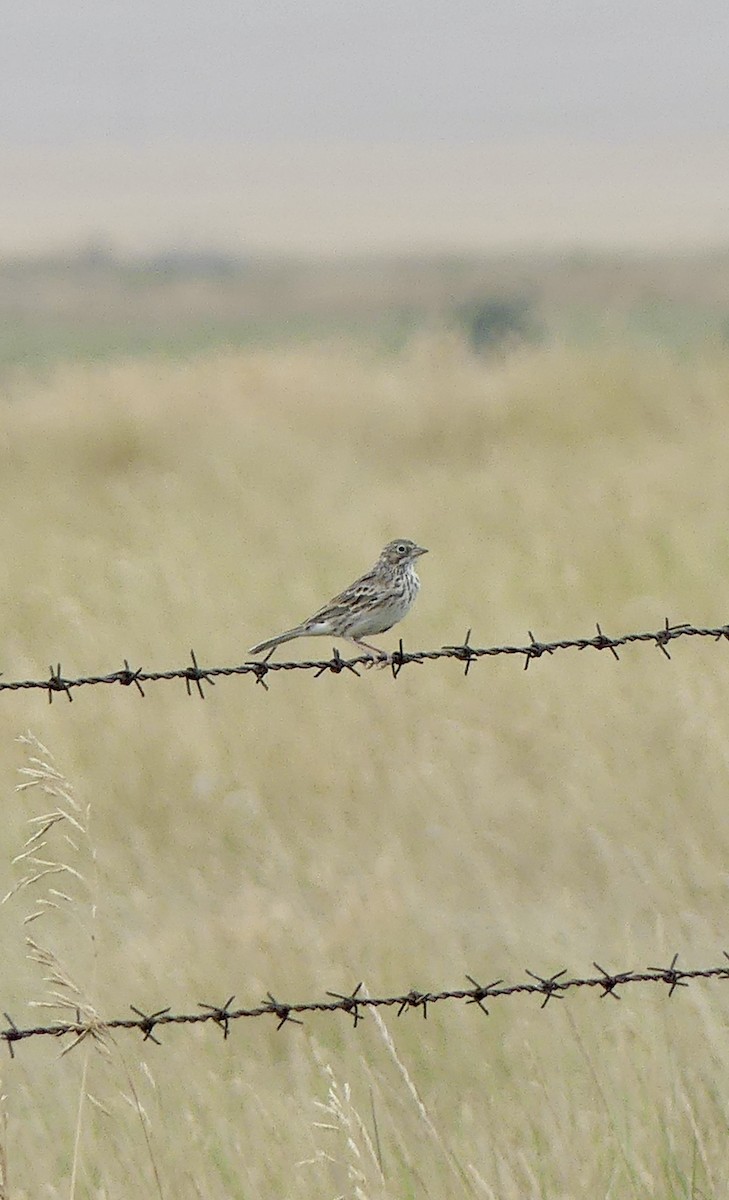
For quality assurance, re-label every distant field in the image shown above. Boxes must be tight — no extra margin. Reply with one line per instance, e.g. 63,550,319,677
3,247,729,371
1,333,729,1195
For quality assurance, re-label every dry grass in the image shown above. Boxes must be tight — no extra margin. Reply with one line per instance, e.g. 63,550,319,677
0,333,728,1195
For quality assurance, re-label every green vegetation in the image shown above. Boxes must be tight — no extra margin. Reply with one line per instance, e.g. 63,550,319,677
452,295,541,352
3,248,729,372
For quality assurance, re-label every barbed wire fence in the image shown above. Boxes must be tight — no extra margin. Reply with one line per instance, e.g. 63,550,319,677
4,950,729,1056
1,619,728,700
2,954,728,1054
3,619,729,1056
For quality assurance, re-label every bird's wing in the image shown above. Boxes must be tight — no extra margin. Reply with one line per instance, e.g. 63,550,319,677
306,569,378,624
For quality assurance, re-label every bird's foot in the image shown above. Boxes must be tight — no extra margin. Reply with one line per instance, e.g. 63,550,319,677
362,650,392,670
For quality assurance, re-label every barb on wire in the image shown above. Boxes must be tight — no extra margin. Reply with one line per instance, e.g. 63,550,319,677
524,967,567,1007
3,956,729,1054
197,996,236,1040
0,619,727,700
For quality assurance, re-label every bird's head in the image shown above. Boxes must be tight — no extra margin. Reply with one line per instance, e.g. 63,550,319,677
379,539,428,567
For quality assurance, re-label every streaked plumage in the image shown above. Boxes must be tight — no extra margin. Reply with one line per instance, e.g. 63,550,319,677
249,538,428,659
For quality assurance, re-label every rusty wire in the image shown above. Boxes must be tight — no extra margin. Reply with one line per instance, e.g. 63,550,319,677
0,620,727,701
1,954,726,1054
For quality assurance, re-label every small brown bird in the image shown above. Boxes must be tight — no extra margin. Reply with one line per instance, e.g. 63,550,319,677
249,538,428,659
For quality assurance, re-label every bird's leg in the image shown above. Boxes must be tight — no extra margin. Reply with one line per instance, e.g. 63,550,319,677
349,638,391,668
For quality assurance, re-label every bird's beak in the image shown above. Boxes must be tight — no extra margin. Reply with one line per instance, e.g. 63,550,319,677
414,545,428,557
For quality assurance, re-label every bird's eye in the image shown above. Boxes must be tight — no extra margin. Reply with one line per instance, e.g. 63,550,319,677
396,543,407,554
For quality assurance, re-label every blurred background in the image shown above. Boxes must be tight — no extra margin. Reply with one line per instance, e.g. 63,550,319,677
2,0,729,368
3,5,729,1197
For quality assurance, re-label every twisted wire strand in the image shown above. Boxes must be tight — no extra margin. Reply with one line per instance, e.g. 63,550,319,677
2,954,725,1053
1,620,727,701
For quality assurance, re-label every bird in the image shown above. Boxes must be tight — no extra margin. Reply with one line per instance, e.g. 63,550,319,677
249,538,428,660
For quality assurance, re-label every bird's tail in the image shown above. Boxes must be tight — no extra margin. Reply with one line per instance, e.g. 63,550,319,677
248,626,306,656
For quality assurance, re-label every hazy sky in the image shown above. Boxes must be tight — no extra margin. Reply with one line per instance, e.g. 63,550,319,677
5,0,729,143
3,2,728,252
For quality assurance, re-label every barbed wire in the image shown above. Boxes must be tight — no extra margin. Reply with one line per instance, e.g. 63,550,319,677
1,619,728,701
2,954,726,1054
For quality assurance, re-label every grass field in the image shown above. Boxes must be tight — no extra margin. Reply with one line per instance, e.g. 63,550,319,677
1,331,729,1196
